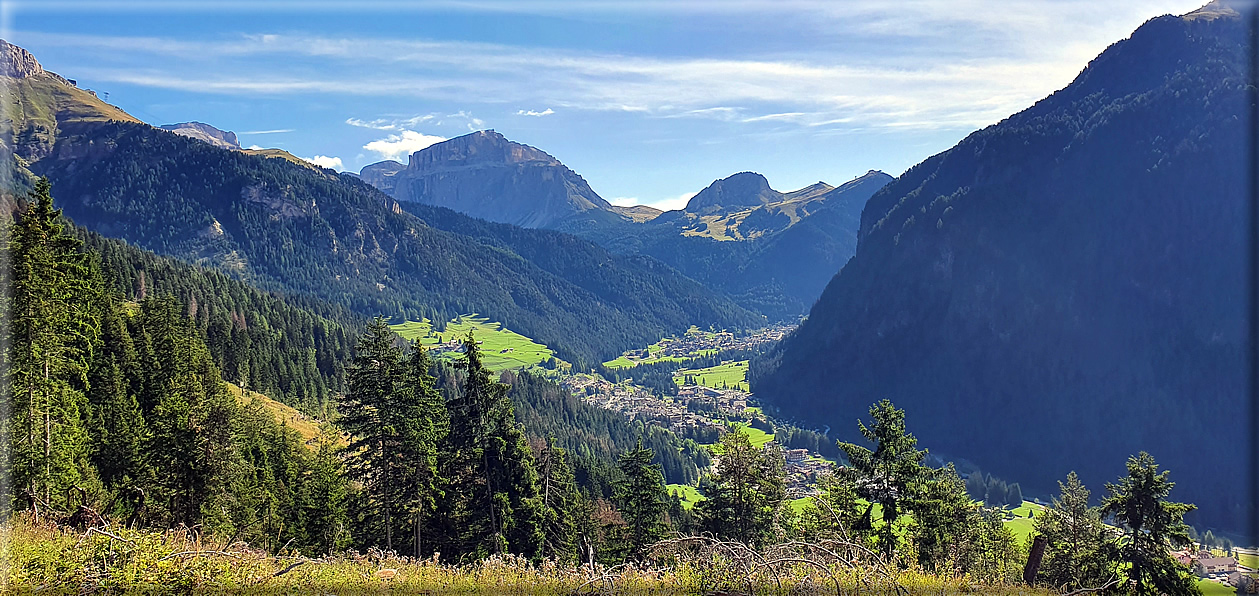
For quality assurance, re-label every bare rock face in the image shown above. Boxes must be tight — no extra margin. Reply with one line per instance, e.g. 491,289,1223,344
361,130,617,229
684,172,781,216
1,39,45,78
359,160,405,195
159,122,241,150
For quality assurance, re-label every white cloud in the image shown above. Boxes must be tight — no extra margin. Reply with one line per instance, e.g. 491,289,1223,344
245,144,266,150
303,155,344,170
643,191,697,212
516,108,554,117
362,130,446,161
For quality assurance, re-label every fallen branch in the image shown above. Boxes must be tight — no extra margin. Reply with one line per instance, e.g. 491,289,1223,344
1062,576,1120,596
159,550,244,561
271,559,308,578
76,526,137,549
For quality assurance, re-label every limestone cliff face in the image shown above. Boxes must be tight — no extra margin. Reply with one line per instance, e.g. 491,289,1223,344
159,122,241,150
358,160,404,196
683,172,781,216
362,130,618,229
1,40,51,79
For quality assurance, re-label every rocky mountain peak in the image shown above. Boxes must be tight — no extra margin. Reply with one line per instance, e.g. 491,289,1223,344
159,122,241,150
685,171,780,214
406,130,559,170
1,39,45,78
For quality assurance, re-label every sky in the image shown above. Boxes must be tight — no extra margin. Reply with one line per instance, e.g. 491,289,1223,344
4,0,1208,210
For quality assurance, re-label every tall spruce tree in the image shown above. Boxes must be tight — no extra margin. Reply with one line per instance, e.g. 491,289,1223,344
695,429,785,546
1101,452,1200,596
536,437,580,563
907,464,978,572
338,317,407,550
1033,471,1114,591
615,438,668,559
7,178,104,512
837,399,927,561
395,341,448,558
442,333,543,559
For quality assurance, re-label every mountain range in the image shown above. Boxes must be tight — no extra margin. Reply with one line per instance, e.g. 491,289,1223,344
753,1,1251,535
0,41,760,366
360,134,891,317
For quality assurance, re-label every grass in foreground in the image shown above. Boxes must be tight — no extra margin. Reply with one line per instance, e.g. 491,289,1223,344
391,315,553,371
2,515,1055,595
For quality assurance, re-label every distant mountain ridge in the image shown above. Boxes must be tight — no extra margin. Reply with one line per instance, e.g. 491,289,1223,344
753,4,1251,535
1,41,761,366
364,130,619,229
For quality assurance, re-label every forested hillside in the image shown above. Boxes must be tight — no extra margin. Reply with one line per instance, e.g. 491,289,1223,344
22,119,758,365
754,5,1250,534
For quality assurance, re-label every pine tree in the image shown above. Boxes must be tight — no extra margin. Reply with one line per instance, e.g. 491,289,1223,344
614,438,668,559
338,317,406,550
7,178,104,513
1033,471,1114,591
298,427,351,554
695,430,785,546
443,332,543,559
536,438,579,563
1101,452,1200,596
908,464,978,572
394,341,448,558
86,301,147,490
837,399,926,560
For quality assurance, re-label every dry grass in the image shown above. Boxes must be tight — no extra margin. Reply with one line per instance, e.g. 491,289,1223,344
0,514,1059,595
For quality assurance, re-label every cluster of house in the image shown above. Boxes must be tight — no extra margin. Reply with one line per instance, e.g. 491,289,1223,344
562,375,725,436
429,338,485,355
620,323,798,364
759,441,834,499
675,384,748,416
1172,549,1256,591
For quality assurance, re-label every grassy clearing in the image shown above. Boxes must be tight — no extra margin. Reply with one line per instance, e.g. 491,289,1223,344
1238,552,1258,568
602,327,721,369
674,360,749,391
391,315,553,372
1007,501,1046,518
667,484,705,510
1198,579,1238,595
2,515,1052,594
225,383,333,448
729,422,774,448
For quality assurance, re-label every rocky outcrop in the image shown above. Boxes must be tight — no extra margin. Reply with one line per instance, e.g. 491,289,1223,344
683,172,781,216
358,160,404,195
362,130,619,229
159,122,241,150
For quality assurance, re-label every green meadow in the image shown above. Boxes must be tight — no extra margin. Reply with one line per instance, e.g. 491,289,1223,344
391,314,553,371
674,360,749,391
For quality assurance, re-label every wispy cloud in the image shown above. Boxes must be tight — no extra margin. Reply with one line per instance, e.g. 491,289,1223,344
14,0,1204,132
362,130,446,161
303,154,344,170
240,128,293,134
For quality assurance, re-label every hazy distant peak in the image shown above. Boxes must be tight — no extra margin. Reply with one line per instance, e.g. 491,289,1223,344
159,122,241,150
1183,0,1244,21
407,129,559,170
685,171,779,214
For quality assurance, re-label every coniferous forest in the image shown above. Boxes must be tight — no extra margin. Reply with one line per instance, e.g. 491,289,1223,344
1,180,1213,593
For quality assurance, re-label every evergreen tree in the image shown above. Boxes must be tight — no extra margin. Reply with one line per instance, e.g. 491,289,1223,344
85,302,147,490
395,341,448,557
695,430,785,546
442,333,543,559
298,427,351,554
7,178,104,512
536,438,580,563
1033,471,1114,591
338,317,407,550
1101,452,1200,596
615,438,668,559
837,399,926,560
908,464,978,572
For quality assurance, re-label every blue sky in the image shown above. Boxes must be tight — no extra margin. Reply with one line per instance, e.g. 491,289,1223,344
5,0,1205,210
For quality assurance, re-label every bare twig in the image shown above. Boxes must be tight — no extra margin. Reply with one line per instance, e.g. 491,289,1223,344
1062,576,1120,596
76,526,136,549
159,550,244,561
270,559,308,578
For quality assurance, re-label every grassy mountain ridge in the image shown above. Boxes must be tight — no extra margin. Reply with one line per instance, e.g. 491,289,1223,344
754,7,1251,535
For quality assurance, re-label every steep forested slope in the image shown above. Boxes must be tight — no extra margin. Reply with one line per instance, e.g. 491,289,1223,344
754,5,1251,534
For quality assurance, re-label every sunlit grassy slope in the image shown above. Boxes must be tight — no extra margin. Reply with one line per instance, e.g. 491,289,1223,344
391,314,553,371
